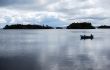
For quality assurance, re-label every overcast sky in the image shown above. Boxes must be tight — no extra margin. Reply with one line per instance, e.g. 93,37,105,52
0,0,110,27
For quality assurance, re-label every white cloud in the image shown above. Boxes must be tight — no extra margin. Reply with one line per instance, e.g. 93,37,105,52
0,8,67,27
0,0,110,27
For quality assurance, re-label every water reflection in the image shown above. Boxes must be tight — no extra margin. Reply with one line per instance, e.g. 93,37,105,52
0,29,110,70
0,54,41,70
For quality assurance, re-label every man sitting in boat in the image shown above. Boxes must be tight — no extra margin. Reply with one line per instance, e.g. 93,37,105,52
80,34,94,40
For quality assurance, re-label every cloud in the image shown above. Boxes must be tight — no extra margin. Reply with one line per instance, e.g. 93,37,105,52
0,0,110,27
0,0,33,6
0,9,67,27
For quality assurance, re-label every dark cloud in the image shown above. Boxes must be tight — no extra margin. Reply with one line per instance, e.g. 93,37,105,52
0,0,34,6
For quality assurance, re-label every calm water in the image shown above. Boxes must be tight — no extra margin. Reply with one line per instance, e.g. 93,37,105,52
0,29,110,70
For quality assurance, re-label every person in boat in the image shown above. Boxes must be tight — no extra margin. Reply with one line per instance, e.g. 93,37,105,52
90,34,93,38
80,34,94,39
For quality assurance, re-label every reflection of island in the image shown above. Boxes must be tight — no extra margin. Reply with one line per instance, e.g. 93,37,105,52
67,22,95,29
97,25,110,29
3,24,53,29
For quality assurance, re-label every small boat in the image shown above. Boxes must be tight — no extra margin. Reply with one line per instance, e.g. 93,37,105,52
80,34,94,40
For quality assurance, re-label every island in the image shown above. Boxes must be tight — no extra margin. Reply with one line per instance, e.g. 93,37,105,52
97,25,110,29
66,22,95,29
56,27,63,29
4,22,109,29
3,24,54,29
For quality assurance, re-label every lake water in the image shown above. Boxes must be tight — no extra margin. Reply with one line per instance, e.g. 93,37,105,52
0,29,110,70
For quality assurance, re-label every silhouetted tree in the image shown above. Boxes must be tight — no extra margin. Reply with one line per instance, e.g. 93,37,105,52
97,25,110,29
3,24,54,29
67,22,95,29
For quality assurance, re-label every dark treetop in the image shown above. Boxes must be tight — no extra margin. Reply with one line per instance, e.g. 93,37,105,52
67,22,95,29
97,25,110,29
3,24,54,29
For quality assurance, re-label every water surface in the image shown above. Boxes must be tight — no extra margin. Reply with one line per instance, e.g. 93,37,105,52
0,29,110,70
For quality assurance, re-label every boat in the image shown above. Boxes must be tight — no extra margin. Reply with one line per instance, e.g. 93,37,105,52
80,34,94,40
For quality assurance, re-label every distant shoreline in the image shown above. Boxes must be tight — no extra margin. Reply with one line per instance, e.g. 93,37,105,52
3,22,110,29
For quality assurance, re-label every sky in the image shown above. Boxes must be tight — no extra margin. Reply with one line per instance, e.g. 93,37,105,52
0,0,110,28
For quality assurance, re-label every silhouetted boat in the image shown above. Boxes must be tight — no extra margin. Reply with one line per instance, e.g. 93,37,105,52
80,34,94,40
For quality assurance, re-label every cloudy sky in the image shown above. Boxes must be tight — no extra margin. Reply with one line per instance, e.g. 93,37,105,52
0,0,110,28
